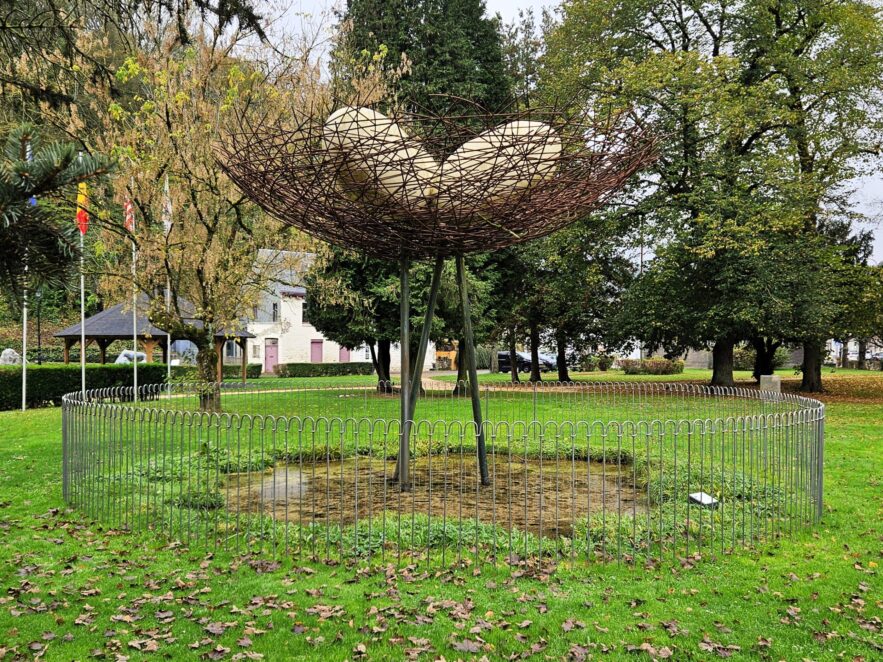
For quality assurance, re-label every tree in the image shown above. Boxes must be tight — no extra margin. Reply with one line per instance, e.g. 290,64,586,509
338,0,511,114
308,0,511,391
0,0,265,120
92,11,312,406
735,0,883,391
0,124,110,301
542,0,883,390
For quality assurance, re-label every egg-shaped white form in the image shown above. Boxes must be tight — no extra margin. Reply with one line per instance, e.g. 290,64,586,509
438,121,561,218
323,106,440,211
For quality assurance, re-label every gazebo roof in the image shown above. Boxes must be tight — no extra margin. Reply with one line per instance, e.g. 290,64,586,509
54,295,254,341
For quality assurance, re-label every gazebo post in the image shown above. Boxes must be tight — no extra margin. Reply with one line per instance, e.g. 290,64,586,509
397,256,411,491
456,254,489,486
239,338,247,383
97,339,111,364
63,338,73,364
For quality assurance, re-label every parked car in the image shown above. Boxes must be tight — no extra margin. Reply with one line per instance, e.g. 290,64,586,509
497,351,556,373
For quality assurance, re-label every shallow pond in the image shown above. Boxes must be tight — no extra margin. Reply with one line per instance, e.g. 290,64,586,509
225,456,645,538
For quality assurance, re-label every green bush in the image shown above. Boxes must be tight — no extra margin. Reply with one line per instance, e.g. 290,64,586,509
274,362,374,378
170,363,262,380
617,358,684,375
0,362,170,410
597,354,614,371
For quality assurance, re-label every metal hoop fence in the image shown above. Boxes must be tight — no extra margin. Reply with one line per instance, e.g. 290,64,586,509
62,380,824,567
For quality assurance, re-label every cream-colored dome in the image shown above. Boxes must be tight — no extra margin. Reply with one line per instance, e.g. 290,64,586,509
323,107,440,211
437,121,561,217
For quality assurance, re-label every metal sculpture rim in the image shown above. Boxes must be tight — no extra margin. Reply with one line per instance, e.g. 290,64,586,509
218,103,656,260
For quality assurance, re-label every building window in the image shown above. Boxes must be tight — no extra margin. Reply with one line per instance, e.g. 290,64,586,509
272,302,278,323
225,340,236,358
252,344,260,358
364,346,370,359
302,299,309,325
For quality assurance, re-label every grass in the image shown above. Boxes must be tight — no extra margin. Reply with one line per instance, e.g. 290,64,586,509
0,374,881,660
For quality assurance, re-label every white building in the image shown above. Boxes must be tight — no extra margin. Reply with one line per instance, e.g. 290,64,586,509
221,252,434,374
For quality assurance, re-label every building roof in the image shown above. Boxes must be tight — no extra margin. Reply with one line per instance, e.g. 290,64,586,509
54,294,254,341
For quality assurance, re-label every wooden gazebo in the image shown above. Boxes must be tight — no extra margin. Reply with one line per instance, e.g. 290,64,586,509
53,295,254,382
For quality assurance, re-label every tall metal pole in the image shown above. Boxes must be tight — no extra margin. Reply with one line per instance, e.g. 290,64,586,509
132,243,139,402
397,256,412,491
166,276,171,390
408,255,444,419
80,231,86,398
21,257,27,411
456,255,489,486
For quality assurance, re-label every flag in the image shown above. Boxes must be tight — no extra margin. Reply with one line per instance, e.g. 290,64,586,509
124,198,135,233
161,174,172,236
76,182,89,235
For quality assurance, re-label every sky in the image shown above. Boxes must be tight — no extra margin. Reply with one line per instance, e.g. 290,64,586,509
280,0,883,264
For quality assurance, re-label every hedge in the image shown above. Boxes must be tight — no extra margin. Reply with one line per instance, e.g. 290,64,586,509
275,362,375,378
0,363,170,410
617,358,685,375
170,364,262,380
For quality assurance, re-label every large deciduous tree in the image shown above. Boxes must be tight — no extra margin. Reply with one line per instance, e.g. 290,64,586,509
542,0,883,390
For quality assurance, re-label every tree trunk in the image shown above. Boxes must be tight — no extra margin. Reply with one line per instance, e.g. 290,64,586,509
751,336,781,382
710,337,736,387
376,339,392,393
800,340,824,392
195,336,221,411
857,338,867,370
508,327,520,384
453,337,468,395
529,323,542,383
556,331,570,382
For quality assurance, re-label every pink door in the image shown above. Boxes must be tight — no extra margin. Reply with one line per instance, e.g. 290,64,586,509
264,339,278,373
310,340,323,363
339,347,350,362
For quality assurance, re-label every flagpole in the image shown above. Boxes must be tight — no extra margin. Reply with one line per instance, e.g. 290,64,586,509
80,231,86,398
21,257,27,411
22,138,35,412
162,174,172,395
126,186,138,403
166,277,171,392
76,157,87,400
132,239,138,402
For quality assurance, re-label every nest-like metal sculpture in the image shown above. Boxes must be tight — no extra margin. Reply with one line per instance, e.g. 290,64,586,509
220,105,654,259
219,102,655,490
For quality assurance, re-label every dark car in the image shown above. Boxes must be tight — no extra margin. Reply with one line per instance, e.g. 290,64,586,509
497,351,556,373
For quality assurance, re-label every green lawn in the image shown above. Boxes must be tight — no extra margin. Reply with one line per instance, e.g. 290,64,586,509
0,375,880,660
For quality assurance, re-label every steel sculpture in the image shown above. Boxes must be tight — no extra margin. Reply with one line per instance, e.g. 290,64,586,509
219,102,655,490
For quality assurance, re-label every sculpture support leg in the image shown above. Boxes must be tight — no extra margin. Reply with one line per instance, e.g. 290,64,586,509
398,256,411,492
408,256,444,419
456,255,489,486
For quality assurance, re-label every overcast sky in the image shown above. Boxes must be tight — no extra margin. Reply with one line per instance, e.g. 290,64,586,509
280,0,883,263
